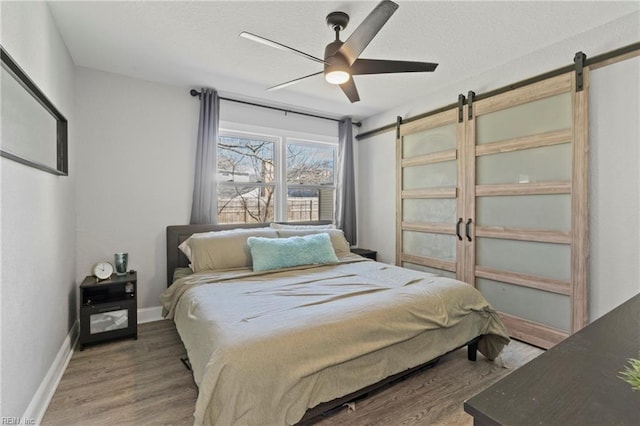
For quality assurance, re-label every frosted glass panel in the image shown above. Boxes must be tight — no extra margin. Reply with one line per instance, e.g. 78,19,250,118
403,160,456,190
403,262,456,279
403,124,457,158
403,231,455,261
476,238,570,281
476,143,571,185
476,194,571,231
403,198,457,224
477,92,571,144
477,278,570,331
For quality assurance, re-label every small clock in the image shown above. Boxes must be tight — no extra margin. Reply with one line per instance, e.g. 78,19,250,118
93,262,114,280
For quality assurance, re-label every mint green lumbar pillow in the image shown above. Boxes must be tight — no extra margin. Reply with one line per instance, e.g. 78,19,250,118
247,233,339,272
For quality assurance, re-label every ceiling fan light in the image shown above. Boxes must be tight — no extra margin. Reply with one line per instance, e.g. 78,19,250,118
325,70,350,85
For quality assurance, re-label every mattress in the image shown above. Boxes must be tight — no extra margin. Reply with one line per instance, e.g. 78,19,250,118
161,256,509,425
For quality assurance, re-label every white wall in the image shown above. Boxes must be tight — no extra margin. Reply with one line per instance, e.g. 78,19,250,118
355,132,395,263
588,57,640,319
1,1,77,418
75,69,339,309
75,68,198,310
355,12,640,319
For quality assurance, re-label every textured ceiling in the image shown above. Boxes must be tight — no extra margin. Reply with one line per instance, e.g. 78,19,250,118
48,1,639,120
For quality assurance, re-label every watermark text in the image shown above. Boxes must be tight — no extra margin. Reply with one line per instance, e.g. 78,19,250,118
1,418,35,425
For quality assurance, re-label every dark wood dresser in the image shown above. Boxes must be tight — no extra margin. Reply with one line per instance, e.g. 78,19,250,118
464,293,640,425
79,272,137,350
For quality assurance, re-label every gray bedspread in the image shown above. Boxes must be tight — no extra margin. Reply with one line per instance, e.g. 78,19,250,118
161,256,509,425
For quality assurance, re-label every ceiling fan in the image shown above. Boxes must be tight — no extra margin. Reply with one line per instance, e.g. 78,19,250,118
240,0,438,103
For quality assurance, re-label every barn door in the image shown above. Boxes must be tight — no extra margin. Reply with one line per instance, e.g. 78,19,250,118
468,71,588,348
395,70,588,349
396,108,468,281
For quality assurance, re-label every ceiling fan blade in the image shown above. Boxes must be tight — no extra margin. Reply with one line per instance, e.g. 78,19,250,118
267,71,324,91
338,0,399,65
351,58,438,75
240,32,327,65
339,78,360,103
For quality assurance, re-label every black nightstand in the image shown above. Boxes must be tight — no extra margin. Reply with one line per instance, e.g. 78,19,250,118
350,248,377,261
79,271,137,350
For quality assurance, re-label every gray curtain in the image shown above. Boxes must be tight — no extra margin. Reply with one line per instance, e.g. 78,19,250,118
335,117,357,245
190,88,220,224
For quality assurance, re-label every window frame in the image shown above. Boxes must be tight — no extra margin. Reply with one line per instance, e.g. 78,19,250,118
217,123,338,223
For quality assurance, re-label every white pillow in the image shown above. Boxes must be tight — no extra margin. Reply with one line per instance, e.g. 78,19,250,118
179,231,216,262
270,223,336,230
180,228,279,262
275,229,350,258
182,228,278,272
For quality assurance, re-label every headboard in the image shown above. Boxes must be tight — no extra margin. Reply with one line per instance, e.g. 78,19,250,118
166,221,332,287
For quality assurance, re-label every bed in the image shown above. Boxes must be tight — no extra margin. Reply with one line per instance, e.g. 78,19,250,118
161,223,510,425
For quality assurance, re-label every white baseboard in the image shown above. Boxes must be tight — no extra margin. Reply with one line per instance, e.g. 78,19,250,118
21,307,162,424
138,305,163,324
23,320,79,425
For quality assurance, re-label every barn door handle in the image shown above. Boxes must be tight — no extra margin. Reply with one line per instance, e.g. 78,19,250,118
456,218,463,241
465,218,473,242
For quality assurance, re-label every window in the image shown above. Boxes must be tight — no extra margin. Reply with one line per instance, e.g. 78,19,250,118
217,129,336,224
217,134,276,223
286,141,335,221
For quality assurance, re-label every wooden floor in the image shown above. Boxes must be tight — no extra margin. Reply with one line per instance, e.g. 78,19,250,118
42,320,542,426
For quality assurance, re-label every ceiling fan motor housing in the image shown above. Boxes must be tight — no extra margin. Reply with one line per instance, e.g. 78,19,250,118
324,41,350,83
324,40,344,60
325,10,349,75
326,11,349,32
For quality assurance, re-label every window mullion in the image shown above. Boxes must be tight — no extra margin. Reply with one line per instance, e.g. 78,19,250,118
276,136,287,221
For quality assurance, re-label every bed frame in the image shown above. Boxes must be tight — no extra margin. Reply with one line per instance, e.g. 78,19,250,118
165,222,481,423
